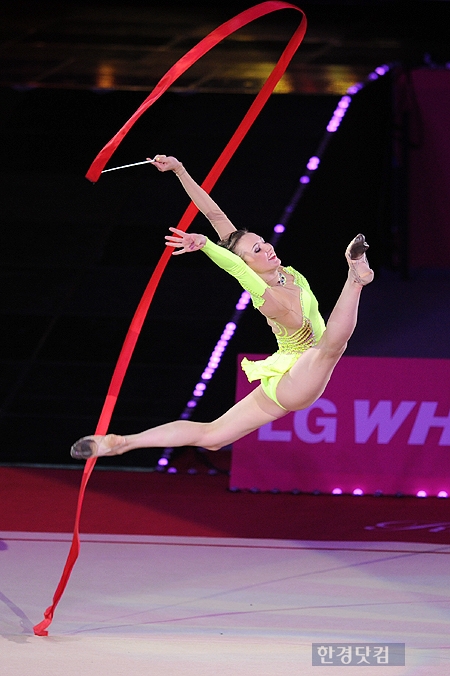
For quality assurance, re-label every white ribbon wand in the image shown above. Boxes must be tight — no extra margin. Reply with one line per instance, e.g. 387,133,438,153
101,159,156,174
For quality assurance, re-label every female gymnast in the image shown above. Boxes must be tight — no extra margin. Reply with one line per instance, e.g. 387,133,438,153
70,154,373,460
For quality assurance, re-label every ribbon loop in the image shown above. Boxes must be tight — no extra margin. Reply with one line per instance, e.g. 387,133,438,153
33,1,306,636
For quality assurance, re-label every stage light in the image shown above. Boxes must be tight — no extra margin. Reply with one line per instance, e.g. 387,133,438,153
437,491,448,498
208,357,220,366
274,224,285,233
332,488,343,495
338,95,351,108
307,156,320,171
299,176,310,184
416,490,427,498
353,488,363,496
376,65,389,76
158,457,169,467
167,467,177,474
347,83,363,95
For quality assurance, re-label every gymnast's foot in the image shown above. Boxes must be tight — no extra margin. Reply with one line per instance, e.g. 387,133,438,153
345,234,374,286
70,434,126,459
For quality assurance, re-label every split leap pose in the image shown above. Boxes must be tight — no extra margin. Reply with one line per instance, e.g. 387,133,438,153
70,155,373,460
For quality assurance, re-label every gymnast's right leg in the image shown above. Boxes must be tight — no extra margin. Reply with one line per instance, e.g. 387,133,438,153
70,384,287,459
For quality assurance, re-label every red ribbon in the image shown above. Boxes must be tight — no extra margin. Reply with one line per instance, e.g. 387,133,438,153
33,1,306,636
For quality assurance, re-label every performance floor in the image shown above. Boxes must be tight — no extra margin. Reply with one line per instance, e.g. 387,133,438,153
1,532,449,675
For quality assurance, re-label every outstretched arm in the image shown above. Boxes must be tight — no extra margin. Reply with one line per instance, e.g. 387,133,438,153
165,228,292,318
150,154,237,240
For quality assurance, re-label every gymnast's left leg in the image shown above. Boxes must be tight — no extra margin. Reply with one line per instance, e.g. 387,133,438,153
70,385,287,459
274,234,373,411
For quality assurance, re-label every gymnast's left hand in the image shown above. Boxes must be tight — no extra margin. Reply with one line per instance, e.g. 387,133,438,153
165,227,207,255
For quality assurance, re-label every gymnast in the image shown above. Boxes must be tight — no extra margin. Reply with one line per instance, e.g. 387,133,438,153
70,154,373,460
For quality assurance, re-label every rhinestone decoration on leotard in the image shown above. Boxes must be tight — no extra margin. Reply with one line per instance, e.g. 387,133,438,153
272,318,317,354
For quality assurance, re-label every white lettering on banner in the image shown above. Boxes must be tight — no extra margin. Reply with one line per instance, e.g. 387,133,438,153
293,399,337,443
354,400,416,444
258,422,292,442
258,399,450,446
257,398,337,443
408,402,450,445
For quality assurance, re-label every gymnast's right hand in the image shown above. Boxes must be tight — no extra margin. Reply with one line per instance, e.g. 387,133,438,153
165,227,206,255
148,154,183,173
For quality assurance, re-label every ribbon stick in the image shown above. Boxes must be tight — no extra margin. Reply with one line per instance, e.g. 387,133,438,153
101,159,155,173
33,1,306,636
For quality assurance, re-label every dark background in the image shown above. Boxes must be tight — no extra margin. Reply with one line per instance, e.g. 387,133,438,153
1,0,449,468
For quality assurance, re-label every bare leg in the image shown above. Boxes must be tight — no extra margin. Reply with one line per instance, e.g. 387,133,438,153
70,385,287,459
275,270,366,411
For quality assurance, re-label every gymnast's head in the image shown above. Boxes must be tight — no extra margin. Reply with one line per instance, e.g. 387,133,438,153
218,230,281,273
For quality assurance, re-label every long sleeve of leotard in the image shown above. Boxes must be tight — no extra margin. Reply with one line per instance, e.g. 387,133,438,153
201,238,268,305
175,167,236,239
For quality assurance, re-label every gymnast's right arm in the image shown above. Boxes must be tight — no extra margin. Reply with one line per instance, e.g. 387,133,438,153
150,154,236,240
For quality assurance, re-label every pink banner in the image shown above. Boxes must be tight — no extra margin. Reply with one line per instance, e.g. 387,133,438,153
231,355,450,496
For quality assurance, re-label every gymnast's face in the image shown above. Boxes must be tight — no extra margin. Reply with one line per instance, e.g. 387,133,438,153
234,232,281,274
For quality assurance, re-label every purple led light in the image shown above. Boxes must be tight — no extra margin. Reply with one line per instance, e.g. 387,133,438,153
167,467,177,473
187,400,197,408
332,488,343,495
299,176,310,184
375,65,389,75
208,358,220,367
193,389,204,397
347,83,362,95
158,457,169,466
338,96,351,108
196,383,206,391
274,224,285,233
306,156,320,171
353,488,363,496
416,490,427,498
201,372,212,380
236,295,251,310
437,491,448,498
368,72,379,80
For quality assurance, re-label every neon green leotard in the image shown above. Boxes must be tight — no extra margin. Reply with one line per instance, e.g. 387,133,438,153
202,238,326,409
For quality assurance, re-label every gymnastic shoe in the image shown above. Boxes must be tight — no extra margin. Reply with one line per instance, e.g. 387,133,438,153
345,234,374,285
70,434,125,459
